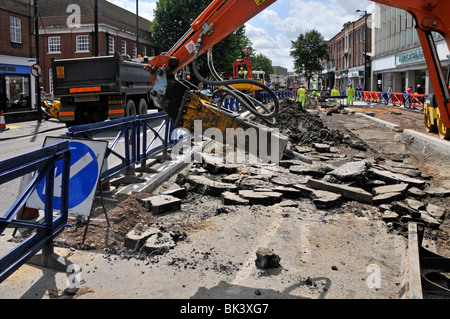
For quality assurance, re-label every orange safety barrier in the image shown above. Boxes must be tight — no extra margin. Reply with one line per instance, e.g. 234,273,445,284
363,91,381,103
392,93,403,105
410,94,425,108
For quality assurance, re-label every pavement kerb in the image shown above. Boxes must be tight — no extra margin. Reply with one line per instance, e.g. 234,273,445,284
117,138,214,195
403,129,450,154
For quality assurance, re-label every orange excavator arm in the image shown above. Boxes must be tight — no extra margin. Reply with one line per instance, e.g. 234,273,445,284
146,0,276,79
372,0,450,129
144,0,279,124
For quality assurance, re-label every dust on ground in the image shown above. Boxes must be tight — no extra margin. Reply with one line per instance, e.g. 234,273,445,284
12,99,450,262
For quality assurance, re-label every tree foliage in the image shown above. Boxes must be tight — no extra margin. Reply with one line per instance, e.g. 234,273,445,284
251,53,273,75
290,29,328,83
151,0,253,76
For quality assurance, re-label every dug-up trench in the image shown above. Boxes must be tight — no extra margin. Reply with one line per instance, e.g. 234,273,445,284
13,98,450,299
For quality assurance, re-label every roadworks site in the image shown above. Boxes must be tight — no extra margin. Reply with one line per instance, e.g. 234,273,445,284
1,98,449,299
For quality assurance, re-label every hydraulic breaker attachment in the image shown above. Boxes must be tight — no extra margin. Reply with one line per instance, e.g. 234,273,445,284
177,91,289,163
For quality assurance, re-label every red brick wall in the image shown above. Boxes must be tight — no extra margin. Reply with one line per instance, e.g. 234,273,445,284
0,3,33,58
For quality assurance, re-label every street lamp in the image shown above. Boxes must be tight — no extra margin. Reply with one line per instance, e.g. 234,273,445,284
356,9,368,91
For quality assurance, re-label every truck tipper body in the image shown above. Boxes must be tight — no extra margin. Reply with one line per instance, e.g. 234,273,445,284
52,53,154,126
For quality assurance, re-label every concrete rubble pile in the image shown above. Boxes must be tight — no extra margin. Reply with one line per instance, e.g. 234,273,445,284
124,144,448,257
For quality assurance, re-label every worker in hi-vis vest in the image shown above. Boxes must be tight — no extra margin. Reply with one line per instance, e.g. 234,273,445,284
331,86,340,106
346,85,355,106
297,86,307,108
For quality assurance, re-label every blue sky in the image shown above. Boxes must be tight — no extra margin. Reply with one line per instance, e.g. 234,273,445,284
109,0,373,72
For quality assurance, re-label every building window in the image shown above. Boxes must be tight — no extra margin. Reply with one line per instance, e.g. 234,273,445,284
76,35,90,53
132,43,137,58
48,37,61,53
122,40,127,55
142,46,147,57
108,37,114,54
10,16,22,44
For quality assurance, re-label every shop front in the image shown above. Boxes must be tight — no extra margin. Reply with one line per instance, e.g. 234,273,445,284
0,59,35,113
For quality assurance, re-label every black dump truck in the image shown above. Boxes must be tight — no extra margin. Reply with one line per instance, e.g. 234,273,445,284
52,53,155,127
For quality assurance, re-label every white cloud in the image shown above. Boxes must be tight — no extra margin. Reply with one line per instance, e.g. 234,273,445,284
246,0,374,71
245,23,294,71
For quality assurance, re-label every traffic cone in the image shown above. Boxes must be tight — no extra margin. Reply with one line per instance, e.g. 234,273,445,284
0,110,9,131
16,173,40,220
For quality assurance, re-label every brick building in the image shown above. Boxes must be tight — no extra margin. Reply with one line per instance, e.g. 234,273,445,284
0,0,37,112
322,13,372,91
37,0,160,95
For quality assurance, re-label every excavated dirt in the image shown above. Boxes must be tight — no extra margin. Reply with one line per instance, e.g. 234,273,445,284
261,99,369,151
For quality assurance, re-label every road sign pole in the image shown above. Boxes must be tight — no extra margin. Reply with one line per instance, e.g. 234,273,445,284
34,0,42,123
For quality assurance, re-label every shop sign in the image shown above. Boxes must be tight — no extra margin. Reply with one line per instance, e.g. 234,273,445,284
396,49,425,65
0,64,30,75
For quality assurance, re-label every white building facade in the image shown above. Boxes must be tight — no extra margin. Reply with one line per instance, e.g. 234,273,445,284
370,4,449,94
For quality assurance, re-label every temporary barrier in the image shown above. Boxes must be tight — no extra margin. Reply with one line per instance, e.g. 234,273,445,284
410,94,426,108
392,93,403,106
66,116,138,183
380,92,393,105
362,91,426,108
136,113,174,165
0,141,71,283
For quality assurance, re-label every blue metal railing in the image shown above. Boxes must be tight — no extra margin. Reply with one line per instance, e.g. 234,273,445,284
67,116,137,183
0,141,71,283
66,112,175,183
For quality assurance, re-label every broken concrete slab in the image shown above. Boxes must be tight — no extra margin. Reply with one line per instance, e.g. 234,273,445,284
372,183,409,196
327,161,370,183
368,168,426,189
140,195,182,215
255,247,281,269
238,177,275,190
382,211,399,223
423,186,450,198
276,200,299,207
406,187,425,199
372,192,404,205
419,211,441,229
270,174,309,187
161,184,187,199
201,154,240,175
306,178,373,204
292,184,316,198
222,191,249,206
311,190,342,209
238,190,283,206
313,143,331,153
426,203,447,220
272,186,303,199
141,232,175,255
221,174,243,184
289,163,336,178
404,198,426,211
187,175,238,196
391,201,421,218
365,180,386,190
124,226,160,251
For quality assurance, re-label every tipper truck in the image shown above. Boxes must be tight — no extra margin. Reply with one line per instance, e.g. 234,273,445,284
52,53,155,127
